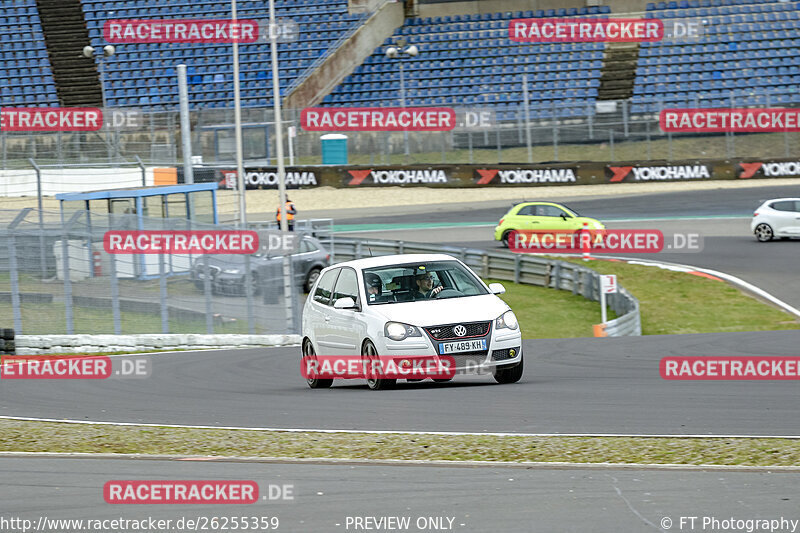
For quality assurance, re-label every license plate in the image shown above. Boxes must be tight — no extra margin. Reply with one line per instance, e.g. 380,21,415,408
439,339,486,354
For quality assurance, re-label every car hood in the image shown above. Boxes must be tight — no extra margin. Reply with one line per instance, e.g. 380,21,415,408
369,294,510,327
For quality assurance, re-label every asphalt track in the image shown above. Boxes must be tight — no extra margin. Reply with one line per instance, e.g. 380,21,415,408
2,457,799,533
3,330,799,435
331,184,800,309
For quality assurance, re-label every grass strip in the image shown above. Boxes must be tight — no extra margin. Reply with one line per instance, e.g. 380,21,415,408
0,420,799,467
554,258,800,335
485,278,615,338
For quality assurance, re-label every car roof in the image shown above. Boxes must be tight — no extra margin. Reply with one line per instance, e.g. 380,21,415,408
513,201,567,208
764,198,800,202
328,254,460,270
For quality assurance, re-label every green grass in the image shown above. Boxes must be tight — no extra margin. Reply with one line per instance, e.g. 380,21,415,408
0,302,249,335
486,278,614,339
556,258,800,335
1,420,798,467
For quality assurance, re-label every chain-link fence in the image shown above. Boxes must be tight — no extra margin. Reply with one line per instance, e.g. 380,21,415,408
2,95,799,170
0,209,334,336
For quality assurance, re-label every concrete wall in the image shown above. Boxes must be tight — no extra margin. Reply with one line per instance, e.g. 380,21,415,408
285,1,405,109
13,334,301,354
0,167,157,197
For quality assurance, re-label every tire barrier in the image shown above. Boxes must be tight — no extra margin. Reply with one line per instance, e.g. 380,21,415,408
1,328,15,355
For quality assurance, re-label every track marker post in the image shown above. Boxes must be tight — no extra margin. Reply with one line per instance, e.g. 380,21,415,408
599,274,617,325
582,222,590,261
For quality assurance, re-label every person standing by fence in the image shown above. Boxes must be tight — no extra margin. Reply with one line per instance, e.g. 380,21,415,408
275,196,297,232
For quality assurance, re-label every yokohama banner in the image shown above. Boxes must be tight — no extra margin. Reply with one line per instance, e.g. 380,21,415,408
606,164,712,183
218,168,320,189
474,167,578,185
736,161,800,179
345,168,450,186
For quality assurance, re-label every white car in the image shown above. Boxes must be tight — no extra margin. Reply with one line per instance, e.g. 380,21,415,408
751,198,800,242
301,254,523,390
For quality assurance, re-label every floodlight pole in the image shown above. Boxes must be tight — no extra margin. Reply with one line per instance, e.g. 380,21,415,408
269,0,294,334
232,0,247,227
269,0,288,234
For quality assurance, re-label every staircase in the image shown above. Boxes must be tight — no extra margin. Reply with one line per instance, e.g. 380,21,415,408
597,42,640,101
35,0,103,107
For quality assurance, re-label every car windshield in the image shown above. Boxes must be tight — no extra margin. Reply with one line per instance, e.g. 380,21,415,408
362,260,489,305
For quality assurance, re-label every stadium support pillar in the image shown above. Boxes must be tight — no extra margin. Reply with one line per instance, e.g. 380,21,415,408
522,74,532,163
177,64,194,185
232,0,247,228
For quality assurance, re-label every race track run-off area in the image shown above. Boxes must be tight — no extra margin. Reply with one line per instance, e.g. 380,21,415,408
2,331,799,436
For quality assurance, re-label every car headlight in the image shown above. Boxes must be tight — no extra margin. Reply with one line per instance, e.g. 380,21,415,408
592,221,604,229
222,268,242,274
496,310,518,330
384,321,422,341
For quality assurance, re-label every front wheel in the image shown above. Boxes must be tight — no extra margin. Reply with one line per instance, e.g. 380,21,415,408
754,223,774,242
303,339,332,389
363,340,395,390
501,231,512,248
304,267,321,293
493,354,524,384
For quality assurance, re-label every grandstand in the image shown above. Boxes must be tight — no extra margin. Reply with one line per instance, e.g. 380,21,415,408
2,0,797,116
323,8,609,120
81,0,366,109
1,0,58,107
2,0,799,168
633,0,800,113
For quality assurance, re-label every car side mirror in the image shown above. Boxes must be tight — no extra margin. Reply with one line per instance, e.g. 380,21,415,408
333,297,357,310
488,283,506,295
561,213,568,220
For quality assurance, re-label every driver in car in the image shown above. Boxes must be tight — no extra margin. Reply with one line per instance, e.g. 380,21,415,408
414,270,443,299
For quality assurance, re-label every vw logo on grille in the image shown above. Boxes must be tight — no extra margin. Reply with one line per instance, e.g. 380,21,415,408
453,325,467,337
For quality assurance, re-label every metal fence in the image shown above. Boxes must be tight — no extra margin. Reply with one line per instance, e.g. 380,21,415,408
0,209,334,336
1,208,639,337
330,237,641,336
3,96,799,170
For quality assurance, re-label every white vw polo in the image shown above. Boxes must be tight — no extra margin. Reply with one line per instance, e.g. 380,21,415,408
301,254,523,390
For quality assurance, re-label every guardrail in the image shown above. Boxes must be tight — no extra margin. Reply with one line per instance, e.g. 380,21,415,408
331,237,641,337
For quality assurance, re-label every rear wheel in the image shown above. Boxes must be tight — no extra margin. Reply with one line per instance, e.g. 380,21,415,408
363,340,395,390
303,339,332,389
493,354,524,384
755,223,774,242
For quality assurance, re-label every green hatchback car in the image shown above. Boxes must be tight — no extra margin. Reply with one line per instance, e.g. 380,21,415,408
494,202,605,247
